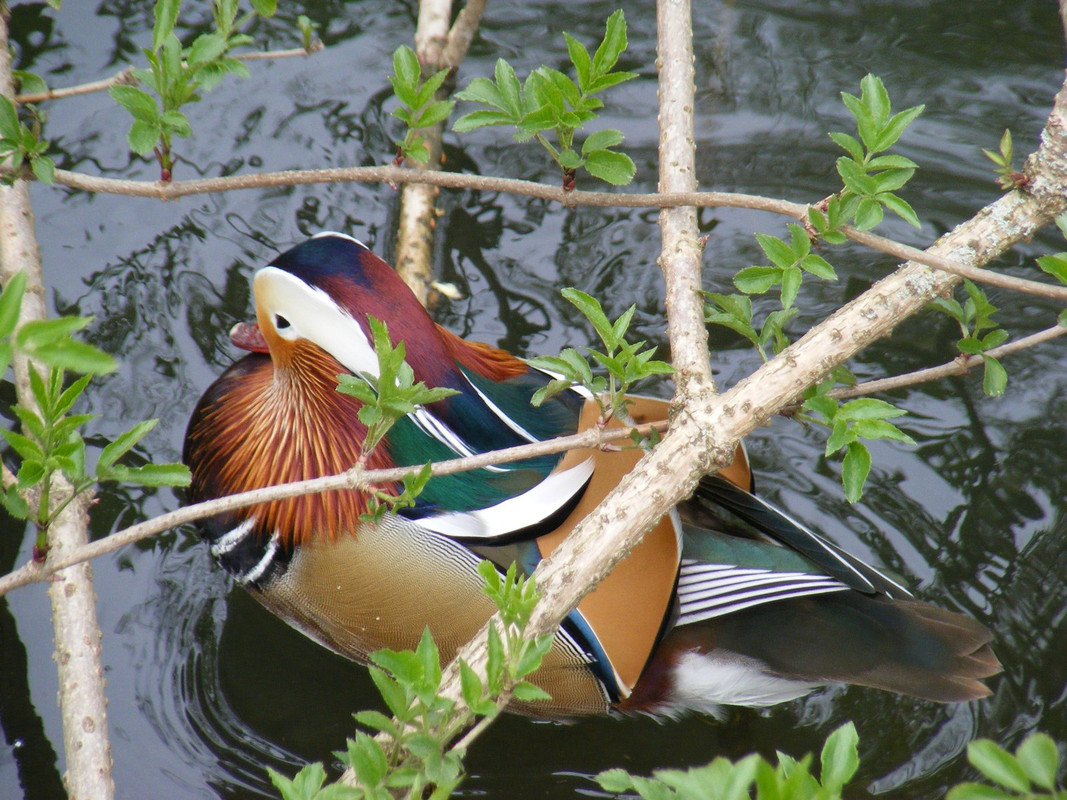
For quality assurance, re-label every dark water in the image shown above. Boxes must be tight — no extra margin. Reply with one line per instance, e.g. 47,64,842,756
1,1,1065,798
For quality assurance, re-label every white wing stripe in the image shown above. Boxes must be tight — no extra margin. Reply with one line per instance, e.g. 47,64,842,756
678,584,848,626
678,573,841,603
463,376,541,443
411,407,508,473
417,459,595,539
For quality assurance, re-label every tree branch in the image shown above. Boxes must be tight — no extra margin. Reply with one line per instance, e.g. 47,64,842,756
13,45,323,104
0,12,114,800
25,165,1067,301
386,33,1067,750
825,323,1067,400
0,420,668,598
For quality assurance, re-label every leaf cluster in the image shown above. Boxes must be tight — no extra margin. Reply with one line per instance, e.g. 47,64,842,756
453,10,637,186
0,272,190,552
705,74,927,502
269,562,554,800
527,288,673,422
0,96,55,185
732,224,838,311
109,0,277,177
801,394,915,502
388,46,455,164
597,722,861,800
814,73,924,234
982,128,1027,191
929,278,1009,396
703,292,797,362
335,316,457,522
948,733,1065,800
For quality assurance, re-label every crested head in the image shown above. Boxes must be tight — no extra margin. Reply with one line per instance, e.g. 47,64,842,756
253,232,528,388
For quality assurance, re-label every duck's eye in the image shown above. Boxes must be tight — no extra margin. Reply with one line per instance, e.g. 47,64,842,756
275,314,291,331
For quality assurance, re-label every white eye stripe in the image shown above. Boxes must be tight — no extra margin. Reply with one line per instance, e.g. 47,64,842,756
254,267,379,376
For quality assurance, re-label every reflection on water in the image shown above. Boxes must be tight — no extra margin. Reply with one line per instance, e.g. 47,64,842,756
1,1,1065,798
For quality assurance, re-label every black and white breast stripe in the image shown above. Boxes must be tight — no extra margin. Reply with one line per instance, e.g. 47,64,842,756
205,515,286,587
675,560,848,627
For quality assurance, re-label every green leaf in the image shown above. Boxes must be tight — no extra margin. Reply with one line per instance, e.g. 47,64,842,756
13,70,48,96
415,68,450,110
582,128,625,154
352,710,398,737
872,167,915,193
0,271,27,340
780,267,802,310
159,110,192,138
25,339,117,375
585,71,638,94
368,666,410,720
837,398,907,421
803,394,838,421
187,33,228,68
842,440,872,502
0,429,44,461
348,732,387,789
128,119,161,156
152,0,180,53
392,46,421,99
100,462,192,487
982,356,1008,397
413,99,455,129
564,32,592,90
800,253,837,281
452,109,516,132
854,197,884,230
880,192,921,228
861,74,891,126
494,58,523,118
0,97,20,141
15,316,90,348
1015,733,1059,790
945,783,1017,800
836,157,878,196
851,419,916,445
583,148,634,185
756,233,798,270
98,419,158,471
820,722,859,794
2,484,30,520
828,131,864,161
596,768,633,794
1037,253,1067,285
31,156,55,185
874,104,925,152
250,0,278,15
734,265,782,295
967,740,1031,793
455,77,510,114
512,681,552,702
557,148,583,170
591,10,628,78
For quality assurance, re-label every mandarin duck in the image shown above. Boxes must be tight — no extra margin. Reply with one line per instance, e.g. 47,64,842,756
183,232,1000,718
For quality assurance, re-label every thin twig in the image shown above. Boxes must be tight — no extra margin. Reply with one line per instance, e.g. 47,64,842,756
26,165,1067,301
14,45,322,104
826,323,1067,400
0,419,667,598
